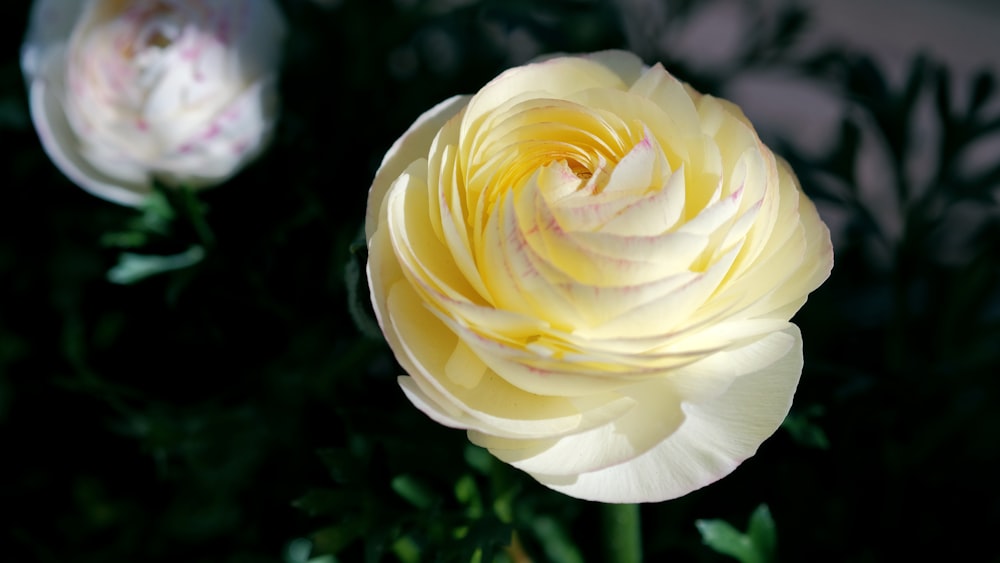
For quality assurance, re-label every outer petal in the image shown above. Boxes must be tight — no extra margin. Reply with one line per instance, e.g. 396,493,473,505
27,51,151,206
366,95,470,240
383,279,637,440
532,326,803,503
23,0,151,205
157,78,280,186
466,55,626,114
20,0,87,79
478,324,795,475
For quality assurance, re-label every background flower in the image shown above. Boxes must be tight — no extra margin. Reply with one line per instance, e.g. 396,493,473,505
366,51,833,503
21,0,286,205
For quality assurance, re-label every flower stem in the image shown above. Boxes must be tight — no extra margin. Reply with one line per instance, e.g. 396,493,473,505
601,503,642,563
180,187,216,248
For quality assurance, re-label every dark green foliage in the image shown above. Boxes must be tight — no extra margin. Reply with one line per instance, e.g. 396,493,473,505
1,1,998,562
696,504,776,563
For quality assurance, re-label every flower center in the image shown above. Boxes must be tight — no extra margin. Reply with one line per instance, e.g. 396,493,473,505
567,159,592,179
118,2,178,57
144,28,173,49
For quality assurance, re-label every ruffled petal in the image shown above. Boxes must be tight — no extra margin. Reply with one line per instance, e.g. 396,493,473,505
531,326,802,503
366,95,470,240
27,53,151,206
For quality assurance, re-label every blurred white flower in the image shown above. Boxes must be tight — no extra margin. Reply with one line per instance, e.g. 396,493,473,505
22,0,287,205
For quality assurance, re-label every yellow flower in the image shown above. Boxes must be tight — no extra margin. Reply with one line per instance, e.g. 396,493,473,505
366,51,832,503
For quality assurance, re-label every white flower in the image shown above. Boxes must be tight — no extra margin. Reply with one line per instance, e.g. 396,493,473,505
22,0,287,205
366,51,833,503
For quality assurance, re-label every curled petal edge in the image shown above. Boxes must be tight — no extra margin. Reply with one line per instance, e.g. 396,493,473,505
28,62,151,206
366,95,470,240
528,325,803,503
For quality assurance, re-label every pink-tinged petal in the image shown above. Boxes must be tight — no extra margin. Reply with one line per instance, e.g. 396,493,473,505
367,95,470,240
386,281,637,439
521,169,702,287
155,78,279,184
734,161,834,319
480,377,688,474
434,302,720,381
464,97,629,181
590,245,741,339
27,56,150,206
386,165,485,306
531,327,801,502
677,181,743,237
628,63,703,139
597,169,687,237
431,142,492,302
481,326,796,479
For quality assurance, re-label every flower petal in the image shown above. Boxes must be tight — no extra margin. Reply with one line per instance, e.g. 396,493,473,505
366,95,469,240
530,326,802,502
21,0,87,79
27,54,151,206
387,281,637,439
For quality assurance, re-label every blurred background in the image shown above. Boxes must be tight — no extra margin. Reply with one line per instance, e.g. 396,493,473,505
1,0,998,561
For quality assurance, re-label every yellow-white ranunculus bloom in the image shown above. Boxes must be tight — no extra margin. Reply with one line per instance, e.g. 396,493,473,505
366,51,833,503
21,0,286,206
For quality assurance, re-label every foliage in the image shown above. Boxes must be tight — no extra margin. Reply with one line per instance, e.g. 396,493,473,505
696,504,776,563
1,0,998,562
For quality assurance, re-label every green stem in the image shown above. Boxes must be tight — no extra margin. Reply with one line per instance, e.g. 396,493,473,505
601,503,642,563
180,187,216,248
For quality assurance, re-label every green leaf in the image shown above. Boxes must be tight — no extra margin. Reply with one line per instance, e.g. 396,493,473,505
391,474,438,509
285,538,314,563
138,190,177,235
696,503,777,563
464,443,494,474
100,231,150,249
176,186,216,247
106,245,205,284
696,519,756,562
492,486,517,525
531,515,585,563
101,191,177,249
782,406,831,449
316,448,363,484
391,535,421,563
454,474,483,518
311,520,368,556
747,504,777,561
